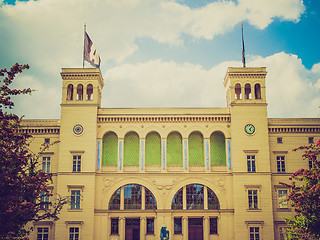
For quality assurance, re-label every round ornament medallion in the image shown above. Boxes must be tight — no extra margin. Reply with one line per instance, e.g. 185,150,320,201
73,124,84,135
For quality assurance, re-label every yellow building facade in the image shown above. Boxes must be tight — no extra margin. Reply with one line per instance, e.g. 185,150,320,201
23,66,320,240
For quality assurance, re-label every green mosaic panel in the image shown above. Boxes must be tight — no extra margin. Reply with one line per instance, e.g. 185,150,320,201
167,132,183,166
145,132,161,166
188,132,204,166
102,132,118,166
210,132,226,166
124,132,139,166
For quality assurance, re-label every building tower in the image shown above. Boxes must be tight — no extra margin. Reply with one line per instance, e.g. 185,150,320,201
224,67,274,239
56,68,104,239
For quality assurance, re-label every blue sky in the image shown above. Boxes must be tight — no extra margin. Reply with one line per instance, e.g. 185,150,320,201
1,0,320,119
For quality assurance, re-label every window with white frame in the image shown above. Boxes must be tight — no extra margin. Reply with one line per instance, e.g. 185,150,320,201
44,138,50,144
277,156,286,173
69,227,79,240
71,190,81,209
278,189,289,209
249,227,260,240
277,137,283,144
73,155,81,172
42,157,50,173
40,191,50,210
37,227,49,240
248,190,258,209
247,155,256,172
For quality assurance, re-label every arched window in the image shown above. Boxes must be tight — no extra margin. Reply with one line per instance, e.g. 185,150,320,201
108,184,157,210
102,132,118,166
171,188,183,209
86,84,93,100
171,184,220,210
210,132,226,166
109,188,120,210
235,83,241,100
67,84,73,100
77,84,83,100
255,83,261,99
208,188,220,209
124,132,139,166
187,184,204,209
167,132,183,166
245,83,251,100
188,132,204,166
145,132,161,166
145,188,157,209
124,184,141,209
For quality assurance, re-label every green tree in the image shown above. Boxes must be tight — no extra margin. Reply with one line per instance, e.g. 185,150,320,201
0,63,66,239
280,140,320,240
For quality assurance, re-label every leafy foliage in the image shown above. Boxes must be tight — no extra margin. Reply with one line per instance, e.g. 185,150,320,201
0,63,66,239
280,140,320,240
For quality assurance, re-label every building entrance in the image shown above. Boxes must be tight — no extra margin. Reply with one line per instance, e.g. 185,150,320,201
125,218,140,240
188,218,203,240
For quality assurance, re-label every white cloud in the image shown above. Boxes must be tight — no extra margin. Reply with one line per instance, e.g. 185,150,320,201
0,0,305,68
103,52,320,118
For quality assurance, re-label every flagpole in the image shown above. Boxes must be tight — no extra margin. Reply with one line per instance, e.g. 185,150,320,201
83,24,86,68
241,24,246,68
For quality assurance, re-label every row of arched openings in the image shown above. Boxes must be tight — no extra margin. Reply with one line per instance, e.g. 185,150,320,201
108,184,220,210
67,83,93,101
102,131,226,167
235,83,261,100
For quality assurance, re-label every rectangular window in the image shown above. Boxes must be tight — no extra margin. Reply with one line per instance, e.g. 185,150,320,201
248,190,258,209
278,190,288,209
146,218,154,235
69,227,79,240
110,218,119,235
174,217,182,234
42,157,50,173
71,190,81,209
44,138,50,144
277,156,286,173
277,137,283,144
40,191,50,210
247,155,256,172
37,227,49,240
73,155,81,172
308,137,314,144
210,218,218,235
250,227,260,240
309,155,316,169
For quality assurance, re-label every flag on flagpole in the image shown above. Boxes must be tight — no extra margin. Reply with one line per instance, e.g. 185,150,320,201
84,31,101,68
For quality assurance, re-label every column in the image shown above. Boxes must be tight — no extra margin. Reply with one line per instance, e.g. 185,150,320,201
204,186,208,210
119,217,125,240
183,138,188,172
120,186,124,210
203,217,210,240
140,217,146,240
182,217,188,240
141,186,146,210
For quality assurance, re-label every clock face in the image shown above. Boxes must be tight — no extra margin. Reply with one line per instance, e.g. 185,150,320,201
245,124,255,135
73,124,84,135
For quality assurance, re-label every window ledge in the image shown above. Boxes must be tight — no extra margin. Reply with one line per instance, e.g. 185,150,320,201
247,209,261,212
68,209,82,212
